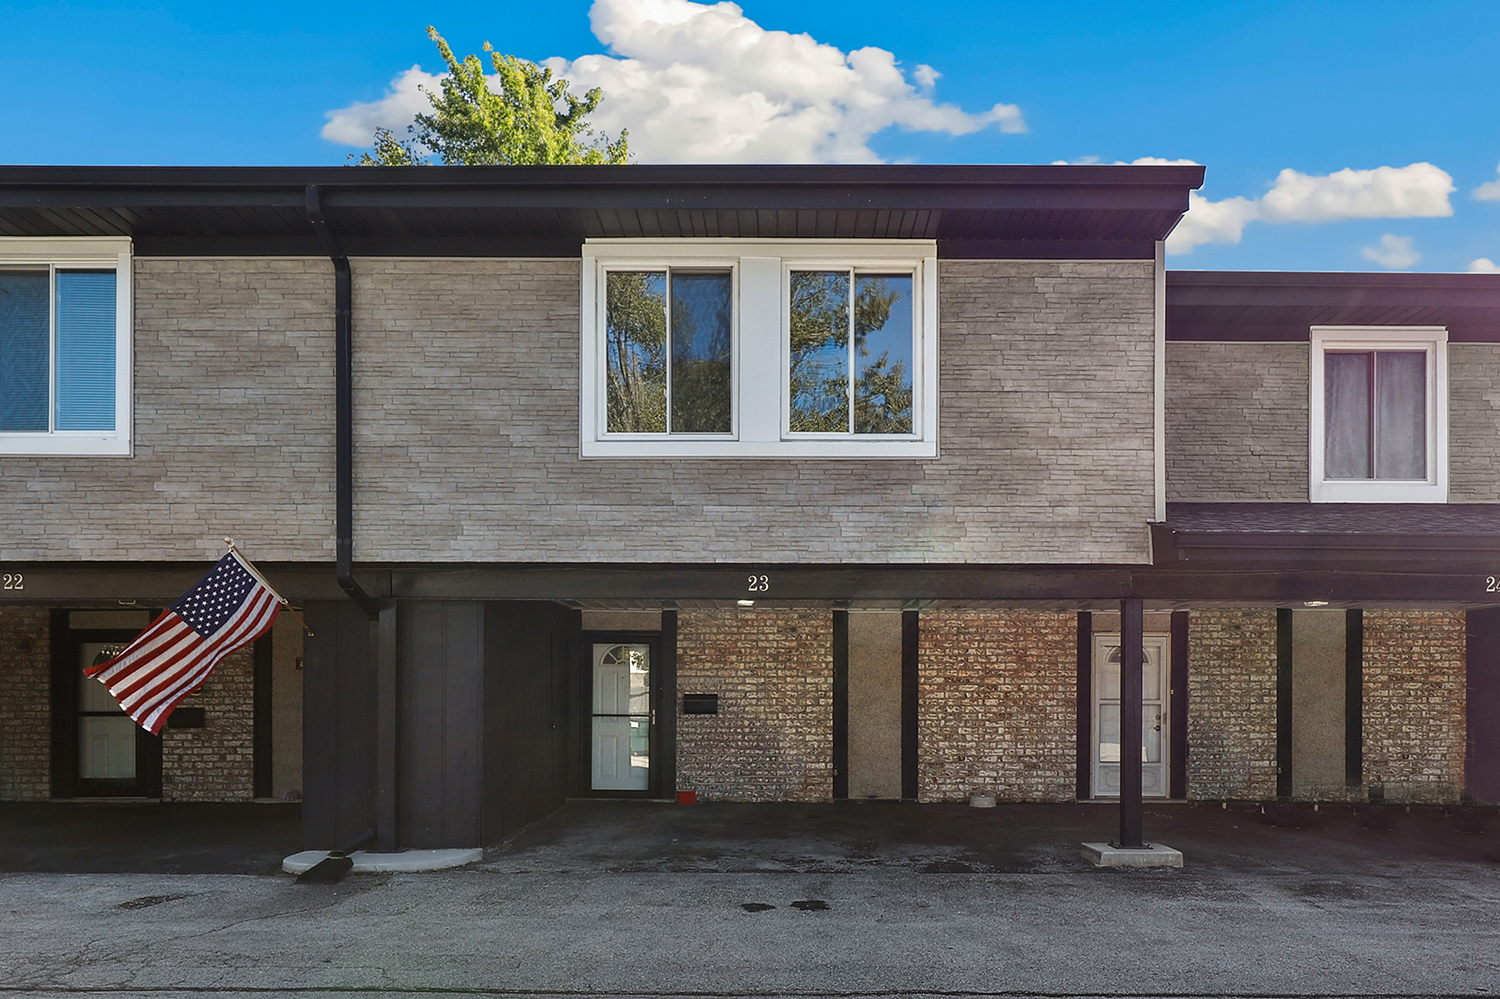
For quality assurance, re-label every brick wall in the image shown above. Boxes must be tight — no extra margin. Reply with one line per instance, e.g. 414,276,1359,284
161,647,255,802
1450,343,1500,502
917,610,1075,802
0,608,50,800
1166,342,1307,502
1362,610,1466,804
675,608,832,802
1187,609,1279,800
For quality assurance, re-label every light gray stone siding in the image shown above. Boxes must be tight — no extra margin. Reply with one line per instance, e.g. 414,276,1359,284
1,255,1155,564
352,257,1157,564
1165,342,1307,502
1449,343,1500,502
0,257,336,562
1168,340,1500,503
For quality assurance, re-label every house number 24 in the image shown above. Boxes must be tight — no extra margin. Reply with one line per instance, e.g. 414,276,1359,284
747,575,770,592
2,573,23,591
1489,576,1499,593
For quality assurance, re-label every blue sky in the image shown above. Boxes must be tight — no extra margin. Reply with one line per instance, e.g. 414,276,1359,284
3,0,1498,272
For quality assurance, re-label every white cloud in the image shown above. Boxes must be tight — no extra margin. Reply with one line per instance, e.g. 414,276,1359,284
1361,234,1421,269
1167,163,1456,255
1476,163,1500,201
1470,257,1500,273
322,0,1024,163
321,65,442,147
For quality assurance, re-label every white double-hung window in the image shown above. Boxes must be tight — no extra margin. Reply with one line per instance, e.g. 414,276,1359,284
1309,326,1446,502
0,238,132,456
580,240,938,458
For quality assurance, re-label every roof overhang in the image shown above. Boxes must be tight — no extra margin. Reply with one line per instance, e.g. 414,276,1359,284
1152,503,1500,574
0,163,1204,258
1167,270,1500,342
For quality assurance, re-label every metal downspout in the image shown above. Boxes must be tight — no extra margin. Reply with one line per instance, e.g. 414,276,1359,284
304,184,380,619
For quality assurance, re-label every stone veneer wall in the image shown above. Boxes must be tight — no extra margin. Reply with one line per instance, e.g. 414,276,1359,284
917,610,1075,802
1362,610,1466,804
0,608,51,800
160,647,255,802
1187,609,1279,800
675,609,833,802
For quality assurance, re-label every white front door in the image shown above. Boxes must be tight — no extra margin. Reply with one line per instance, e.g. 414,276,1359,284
591,643,651,791
1092,634,1170,798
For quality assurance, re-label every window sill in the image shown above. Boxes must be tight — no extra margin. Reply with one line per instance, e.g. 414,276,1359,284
1310,479,1446,503
0,434,132,457
581,437,938,459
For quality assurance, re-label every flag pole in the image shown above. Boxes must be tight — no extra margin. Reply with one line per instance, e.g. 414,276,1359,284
224,537,314,637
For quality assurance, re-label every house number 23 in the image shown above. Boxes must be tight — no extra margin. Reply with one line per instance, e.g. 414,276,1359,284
2,573,23,591
747,575,770,592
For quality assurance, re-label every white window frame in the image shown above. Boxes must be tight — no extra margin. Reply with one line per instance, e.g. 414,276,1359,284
1309,326,1446,503
581,239,938,458
0,237,133,457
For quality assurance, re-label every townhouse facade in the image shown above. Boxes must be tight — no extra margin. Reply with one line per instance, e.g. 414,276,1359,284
0,164,1496,851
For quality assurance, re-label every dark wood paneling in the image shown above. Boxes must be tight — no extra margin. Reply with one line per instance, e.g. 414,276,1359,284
1169,611,1189,800
483,602,576,843
1466,609,1500,802
1075,612,1092,801
301,600,377,851
253,634,272,799
1276,609,1293,800
1346,610,1364,788
901,610,919,801
832,610,849,800
398,601,483,849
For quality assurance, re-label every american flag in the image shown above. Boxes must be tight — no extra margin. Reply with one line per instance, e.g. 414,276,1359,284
85,550,282,734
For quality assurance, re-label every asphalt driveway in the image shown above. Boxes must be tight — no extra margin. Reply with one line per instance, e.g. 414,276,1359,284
3,799,1499,997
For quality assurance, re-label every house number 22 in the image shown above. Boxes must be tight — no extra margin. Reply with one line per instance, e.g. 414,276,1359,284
2,573,23,591
747,575,770,592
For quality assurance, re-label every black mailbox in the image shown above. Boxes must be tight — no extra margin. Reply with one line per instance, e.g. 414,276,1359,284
682,693,719,715
166,707,206,729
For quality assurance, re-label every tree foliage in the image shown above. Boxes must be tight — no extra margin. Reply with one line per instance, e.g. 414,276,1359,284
352,26,630,166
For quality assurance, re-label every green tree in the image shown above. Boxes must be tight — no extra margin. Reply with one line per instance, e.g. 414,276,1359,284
352,26,630,166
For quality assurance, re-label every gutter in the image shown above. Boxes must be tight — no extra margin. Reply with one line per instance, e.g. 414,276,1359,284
304,184,380,619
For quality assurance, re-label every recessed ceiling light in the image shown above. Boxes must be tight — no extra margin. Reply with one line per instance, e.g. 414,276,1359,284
737,599,755,608
1303,600,1330,607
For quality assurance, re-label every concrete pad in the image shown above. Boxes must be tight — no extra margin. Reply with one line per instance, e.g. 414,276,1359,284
1081,841,1184,867
281,848,483,875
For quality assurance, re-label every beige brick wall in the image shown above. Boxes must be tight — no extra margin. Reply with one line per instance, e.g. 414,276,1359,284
675,608,833,802
917,610,1075,802
0,608,51,800
1166,342,1307,502
1362,610,1466,804
161,646,255,802
1187,609,1279,800
0,258,335,562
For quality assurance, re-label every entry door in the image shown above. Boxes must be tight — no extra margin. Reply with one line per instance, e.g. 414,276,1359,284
1092,634,1170,798
591,643,652,791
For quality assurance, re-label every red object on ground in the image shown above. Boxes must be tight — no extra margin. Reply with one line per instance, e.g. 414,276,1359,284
677,791,697,805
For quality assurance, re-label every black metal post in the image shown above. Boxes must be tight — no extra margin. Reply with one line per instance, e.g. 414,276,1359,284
1118,597,1144,848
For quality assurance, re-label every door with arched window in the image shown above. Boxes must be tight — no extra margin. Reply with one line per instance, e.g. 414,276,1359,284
1092,633,1171,798
589,641,655,793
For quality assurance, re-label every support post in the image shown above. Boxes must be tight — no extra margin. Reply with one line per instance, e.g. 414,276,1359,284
1118,597,1144,849
375,603,398,851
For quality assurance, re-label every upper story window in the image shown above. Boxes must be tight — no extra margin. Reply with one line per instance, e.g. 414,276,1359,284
0,238,132,456
1309,326,1446,503
581,240,937,458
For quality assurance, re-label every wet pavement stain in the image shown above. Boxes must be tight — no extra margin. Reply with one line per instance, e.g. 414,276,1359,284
790,899,829,911
117,894,193,910
740,902,775,912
